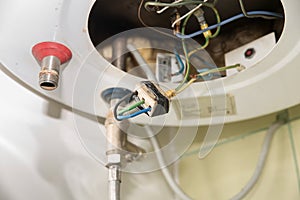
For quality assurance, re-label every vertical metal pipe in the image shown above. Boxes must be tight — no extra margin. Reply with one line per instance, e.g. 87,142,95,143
106,100,125,200
112,38,127,71
108,165,121,200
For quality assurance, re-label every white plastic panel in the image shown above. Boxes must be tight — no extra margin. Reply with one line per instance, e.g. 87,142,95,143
225,32,276,76
156,53,184,83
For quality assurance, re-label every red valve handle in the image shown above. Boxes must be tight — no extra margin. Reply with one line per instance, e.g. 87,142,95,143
32,42,72,64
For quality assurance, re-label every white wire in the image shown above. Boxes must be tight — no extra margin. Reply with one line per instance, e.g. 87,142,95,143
156,0,183,14
127,44,157,82
145,126,192,200
171,0,208,28
230,121,283,200
157,6,169,14
171,4,201,28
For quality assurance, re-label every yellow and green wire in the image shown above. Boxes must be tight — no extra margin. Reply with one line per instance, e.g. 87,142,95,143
175,64,241,94
117,100,145,116
175,12,193,92
174,2,221,91
172,4,223,96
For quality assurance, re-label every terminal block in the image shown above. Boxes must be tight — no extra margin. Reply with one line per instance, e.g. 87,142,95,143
136,81,170,117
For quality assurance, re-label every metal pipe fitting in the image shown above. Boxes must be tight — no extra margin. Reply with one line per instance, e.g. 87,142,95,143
105,108,127,154
124,141,146,162
32,41,72,91
39,56,61,90
105,108,145,160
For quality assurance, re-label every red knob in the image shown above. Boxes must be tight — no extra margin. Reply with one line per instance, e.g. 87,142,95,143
32,41,72,64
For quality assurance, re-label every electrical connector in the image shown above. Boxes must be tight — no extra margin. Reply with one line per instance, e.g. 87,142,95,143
196,9,212,38
136,81,170,117
186,7,212,38
200,22,212,38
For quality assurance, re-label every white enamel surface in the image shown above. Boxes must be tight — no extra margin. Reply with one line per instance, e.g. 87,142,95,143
0,0,299,126
225,32,276,76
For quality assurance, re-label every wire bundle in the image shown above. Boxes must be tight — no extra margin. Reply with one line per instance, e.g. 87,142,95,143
113,92,151,121
142,0,283,97
126,0,285,118
175,64,243,94
175,11,283,39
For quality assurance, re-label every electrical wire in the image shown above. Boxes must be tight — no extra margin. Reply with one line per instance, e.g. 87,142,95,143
113,91,136,121
171,3,203,28
196,68,214,80
187,36,209,58
146,0,282,21
176,11,283,39
174,4,218,68
145,120,283,200
116,107,151,120
175,77,197,94
183,3,220,39
287,121,300,193
207,5,221,38
156,0,184,14
230,121,283,200
172,50,185,76
173,2,219,91
117,100,145,115
238,0,278,20
175,12,193,92
213,0,218,5
145,126,193,200
138,0,175,38
175,64,242,94
114,43,155,120
145,0,209,10
148,0,218,41
112,90,148,121
196,64,242,77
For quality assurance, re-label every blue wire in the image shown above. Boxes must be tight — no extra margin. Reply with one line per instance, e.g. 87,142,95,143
196,68,213,80
117,107,151,120
196,68,223,80
176,11,284,39
173,50,185,75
